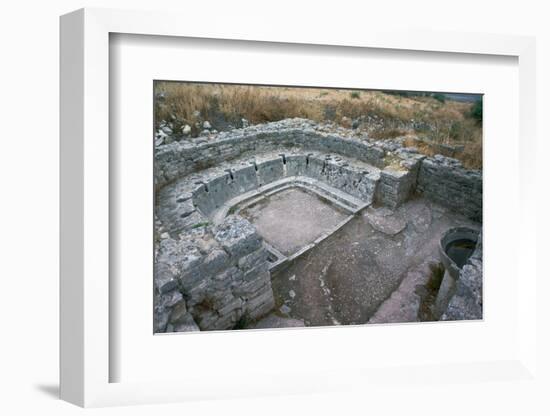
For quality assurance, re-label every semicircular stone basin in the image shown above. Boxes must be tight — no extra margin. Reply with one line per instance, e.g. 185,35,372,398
439,227,479,279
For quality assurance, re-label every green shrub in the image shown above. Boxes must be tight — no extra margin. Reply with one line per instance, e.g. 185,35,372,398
432,93,446,103
470,99,483,123
350,91,361,99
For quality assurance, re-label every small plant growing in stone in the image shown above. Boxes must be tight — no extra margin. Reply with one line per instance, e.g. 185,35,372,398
233,314,251,330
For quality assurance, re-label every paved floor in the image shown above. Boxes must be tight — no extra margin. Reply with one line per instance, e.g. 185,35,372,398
240,188,348,256
269,196,481,327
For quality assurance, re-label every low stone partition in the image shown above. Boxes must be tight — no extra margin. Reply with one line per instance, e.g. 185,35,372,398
416,155,482,221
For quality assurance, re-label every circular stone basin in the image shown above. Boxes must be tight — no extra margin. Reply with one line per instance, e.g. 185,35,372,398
439,227,478,279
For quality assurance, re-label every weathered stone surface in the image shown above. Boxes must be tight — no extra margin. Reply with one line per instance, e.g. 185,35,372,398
368,259,439,324
154,214,274,332
417,156,482,221
375,155,422,208
244,281,276,318
237,247,269,270
218,297,243,316
442,234,483,321
155,236,204,293
365,208,407,236
231,272,270,297
171,313,200,332
214,215,262,258
182,248,229,285
154,305,171,333
407,200,432,233
168,300,188,324
433,270,456,319
250,313,306,329
154,118,390,191
158,289,183,310
256,158,284,186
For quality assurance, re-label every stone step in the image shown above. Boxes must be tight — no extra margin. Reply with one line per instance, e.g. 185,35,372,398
294,178,369,213
210,175,371,225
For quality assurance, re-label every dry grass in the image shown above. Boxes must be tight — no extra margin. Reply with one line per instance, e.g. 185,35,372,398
369,128,408,140
403,131,482,170
462,140,483,170
155,83,325,132
155,82,482,169
403,137,437,158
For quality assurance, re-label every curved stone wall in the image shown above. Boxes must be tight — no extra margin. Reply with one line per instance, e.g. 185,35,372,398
442,233,483,320
153,118,483,333
155,119,387,190
190,152,380,221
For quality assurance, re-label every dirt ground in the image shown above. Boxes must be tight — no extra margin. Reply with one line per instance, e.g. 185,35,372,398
241,188,348,256
269,196,480,327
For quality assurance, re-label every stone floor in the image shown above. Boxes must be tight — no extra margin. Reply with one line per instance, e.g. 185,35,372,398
240,188,348,256
266,196,481,327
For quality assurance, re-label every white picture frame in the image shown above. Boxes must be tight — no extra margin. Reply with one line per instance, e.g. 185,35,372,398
60,7,537,407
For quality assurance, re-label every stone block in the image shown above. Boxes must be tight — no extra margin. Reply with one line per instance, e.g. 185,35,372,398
246,287,276,320
237,247,269,271
208,311,239,331
192,307,219,330
154,262,178,294
231,272,270,297
256,158,284,186
417,156,482,221
168,300,189,324
243,261,270,281
231,164,259,193
218,297,244,316
158,289,183,310
214,216,262,259
173,314,200,332
285,154,308,176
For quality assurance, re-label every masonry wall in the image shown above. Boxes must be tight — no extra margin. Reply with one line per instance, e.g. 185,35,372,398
189,153,380,219
416,156,482,221
155,122,386,191
155,216,274,332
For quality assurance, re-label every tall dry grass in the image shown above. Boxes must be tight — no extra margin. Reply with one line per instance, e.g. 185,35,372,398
155,83,325,130
154,82,482,169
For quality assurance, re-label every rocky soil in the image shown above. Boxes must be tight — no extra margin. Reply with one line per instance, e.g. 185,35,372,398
269,196,480,327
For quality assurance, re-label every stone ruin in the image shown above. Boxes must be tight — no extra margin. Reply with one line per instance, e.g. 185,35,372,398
154,118,482,332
